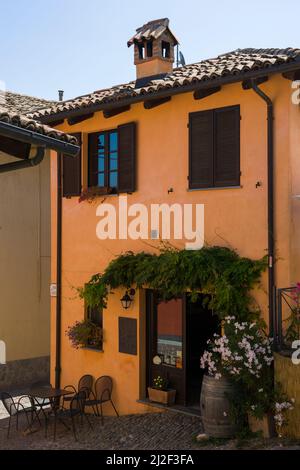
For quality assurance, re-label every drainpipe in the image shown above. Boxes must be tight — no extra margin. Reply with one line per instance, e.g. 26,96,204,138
54,151,62,389
250,79,275,338
55,91,65,389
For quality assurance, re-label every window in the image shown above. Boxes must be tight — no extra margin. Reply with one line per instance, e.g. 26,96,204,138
146,41,153,57
89,130,118,190
161,41,170,58
138,43,145,60
189,105,240,189
86,305,103,350
88,122,136,194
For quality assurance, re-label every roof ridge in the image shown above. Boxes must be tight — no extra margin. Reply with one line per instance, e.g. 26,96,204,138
28,47,300,121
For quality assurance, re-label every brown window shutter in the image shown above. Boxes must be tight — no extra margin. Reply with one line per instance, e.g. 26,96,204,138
118,122,136,193
214,106,240,187
189,110,214,189
63,132,82,197
88,132,99,188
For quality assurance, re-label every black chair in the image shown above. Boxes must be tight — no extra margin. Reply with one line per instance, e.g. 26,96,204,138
63,374,93,407
0,392,41,438
85,376,119,425
53,391,92,441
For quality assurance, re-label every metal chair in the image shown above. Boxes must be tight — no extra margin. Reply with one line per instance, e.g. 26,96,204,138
64,374,94,401
63,374,93,407
53,391,92,441
85,376,119,424
0,392,41,438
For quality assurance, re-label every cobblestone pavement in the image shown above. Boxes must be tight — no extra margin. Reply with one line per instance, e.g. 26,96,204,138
0,411,203,450
1,409,300,450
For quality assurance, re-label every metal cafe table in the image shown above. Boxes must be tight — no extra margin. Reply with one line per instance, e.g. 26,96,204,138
28,387,73,437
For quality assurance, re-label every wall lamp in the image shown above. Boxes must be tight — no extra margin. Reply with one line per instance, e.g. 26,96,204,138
120,289,136,310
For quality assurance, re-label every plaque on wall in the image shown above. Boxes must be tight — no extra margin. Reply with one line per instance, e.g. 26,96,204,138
119,317,137,355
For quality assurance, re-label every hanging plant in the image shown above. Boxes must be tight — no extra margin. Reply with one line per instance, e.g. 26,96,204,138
66,319,103,349
78,246,267,321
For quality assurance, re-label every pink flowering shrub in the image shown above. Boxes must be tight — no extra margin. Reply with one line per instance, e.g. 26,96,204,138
200,317,294,427
200,316,273,383
274,399,294,437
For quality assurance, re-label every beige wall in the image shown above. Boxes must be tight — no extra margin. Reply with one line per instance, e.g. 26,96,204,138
0,149,51,362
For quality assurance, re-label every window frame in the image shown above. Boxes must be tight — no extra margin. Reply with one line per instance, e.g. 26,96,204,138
88,128,119,193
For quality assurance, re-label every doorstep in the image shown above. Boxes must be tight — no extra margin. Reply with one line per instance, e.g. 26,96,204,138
137,398,202,418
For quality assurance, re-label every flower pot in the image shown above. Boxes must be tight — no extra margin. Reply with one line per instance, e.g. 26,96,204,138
200,375,238,438
248,413,276,438
148,387,176,406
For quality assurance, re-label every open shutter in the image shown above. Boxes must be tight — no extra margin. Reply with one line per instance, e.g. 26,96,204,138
118,122,136,193
189,110,214,189
214,106,240,187
88,132,99,188
63,132,82,197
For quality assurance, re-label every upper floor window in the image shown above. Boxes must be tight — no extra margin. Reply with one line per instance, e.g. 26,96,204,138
88,130,118,191
88,122,136,194
189,105,240,189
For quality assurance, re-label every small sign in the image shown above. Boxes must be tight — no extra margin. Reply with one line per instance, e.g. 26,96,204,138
50,284,57,298
119,317,137,355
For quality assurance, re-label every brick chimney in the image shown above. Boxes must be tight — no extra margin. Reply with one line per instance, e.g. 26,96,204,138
127,18,179,81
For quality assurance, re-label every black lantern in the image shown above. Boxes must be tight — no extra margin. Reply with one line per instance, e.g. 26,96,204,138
120,289,135,310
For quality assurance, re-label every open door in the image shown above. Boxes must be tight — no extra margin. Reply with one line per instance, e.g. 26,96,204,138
146,291,219,408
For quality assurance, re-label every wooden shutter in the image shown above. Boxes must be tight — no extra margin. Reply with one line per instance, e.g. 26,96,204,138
88,132,99,188
62,132,82,197
118,122,136,193
214,106,240,187
189,110,214,189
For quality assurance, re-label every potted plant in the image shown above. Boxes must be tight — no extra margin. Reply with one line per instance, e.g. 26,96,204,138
148,375,176,406
66,319,103,349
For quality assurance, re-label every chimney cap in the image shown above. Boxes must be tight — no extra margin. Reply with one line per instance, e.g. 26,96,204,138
127,18,179,47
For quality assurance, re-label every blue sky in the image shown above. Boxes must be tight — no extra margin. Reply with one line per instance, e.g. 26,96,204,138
0,0,299,100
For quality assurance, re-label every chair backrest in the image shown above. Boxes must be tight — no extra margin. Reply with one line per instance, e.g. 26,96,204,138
78,375,93,395
0,392,17,416
95,376,113,402
70,391,86,413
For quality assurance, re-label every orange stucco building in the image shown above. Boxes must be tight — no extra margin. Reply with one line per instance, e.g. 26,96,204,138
31,19,300,416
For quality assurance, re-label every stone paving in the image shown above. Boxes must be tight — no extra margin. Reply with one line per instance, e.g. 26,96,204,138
1,404,300,450
0,410,203,450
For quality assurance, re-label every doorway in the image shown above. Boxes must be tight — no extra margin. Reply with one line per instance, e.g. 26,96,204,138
146,291,219,407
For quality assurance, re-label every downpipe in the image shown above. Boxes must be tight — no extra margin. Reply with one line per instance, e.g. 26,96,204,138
250,79,275,339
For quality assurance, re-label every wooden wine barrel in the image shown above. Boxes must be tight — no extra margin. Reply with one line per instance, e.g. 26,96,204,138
200,374,238,438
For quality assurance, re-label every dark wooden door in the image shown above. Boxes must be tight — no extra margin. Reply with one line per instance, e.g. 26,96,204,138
146,291,186,405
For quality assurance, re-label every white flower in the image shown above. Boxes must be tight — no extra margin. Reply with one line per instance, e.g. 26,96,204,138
223,411,227,417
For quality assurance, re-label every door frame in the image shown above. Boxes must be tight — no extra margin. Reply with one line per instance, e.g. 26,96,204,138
146,290,188,406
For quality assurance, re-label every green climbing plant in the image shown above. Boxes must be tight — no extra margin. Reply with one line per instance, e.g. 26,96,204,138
79,246,267,321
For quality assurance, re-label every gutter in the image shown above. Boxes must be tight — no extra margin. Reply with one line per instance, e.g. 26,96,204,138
0,121,79,174
38,60,300,125
250,79,275,337
0,121,79,155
